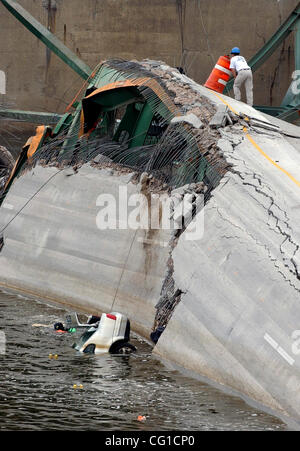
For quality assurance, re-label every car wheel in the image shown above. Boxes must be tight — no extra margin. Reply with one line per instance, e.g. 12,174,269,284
111,342,136,354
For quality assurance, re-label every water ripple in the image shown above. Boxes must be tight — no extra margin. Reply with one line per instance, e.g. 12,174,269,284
0,291,287,431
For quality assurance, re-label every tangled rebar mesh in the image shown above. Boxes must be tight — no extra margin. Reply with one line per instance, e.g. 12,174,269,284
21,59,230,197
0,59,234,335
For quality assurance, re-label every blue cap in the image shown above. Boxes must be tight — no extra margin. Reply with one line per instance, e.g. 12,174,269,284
231,47,240,54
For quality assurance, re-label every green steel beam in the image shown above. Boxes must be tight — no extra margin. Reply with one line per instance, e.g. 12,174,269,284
254,105,287,116
0,109,62,124
248,7,300,71
52,112,73,135
280,19,300,109
277,107,300,123
225,2,300,93
295,17,300,71
130,102,154,148
254,104,300,122
0,0,92,80
91,89,143,112
59,104,82,157
114,104,141,143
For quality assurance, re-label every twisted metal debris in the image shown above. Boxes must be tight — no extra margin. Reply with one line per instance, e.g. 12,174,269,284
12,59,230,194
0,59,234,334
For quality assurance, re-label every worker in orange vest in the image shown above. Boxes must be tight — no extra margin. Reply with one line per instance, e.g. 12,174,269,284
229,47,253,106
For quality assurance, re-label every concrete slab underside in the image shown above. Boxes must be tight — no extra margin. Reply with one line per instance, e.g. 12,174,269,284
1,81,300,425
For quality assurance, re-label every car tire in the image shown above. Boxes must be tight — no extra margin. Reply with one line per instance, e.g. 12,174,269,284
111,342,136,354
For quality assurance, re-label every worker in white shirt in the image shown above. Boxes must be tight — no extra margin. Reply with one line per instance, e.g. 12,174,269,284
229,47,253,106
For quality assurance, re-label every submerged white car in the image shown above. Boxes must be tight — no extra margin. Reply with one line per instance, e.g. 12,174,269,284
70,312,137,354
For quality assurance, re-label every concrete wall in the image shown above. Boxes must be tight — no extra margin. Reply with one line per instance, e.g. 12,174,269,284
2,86,300,423
2,64,300,423
0,165,173,337
0,0,299,116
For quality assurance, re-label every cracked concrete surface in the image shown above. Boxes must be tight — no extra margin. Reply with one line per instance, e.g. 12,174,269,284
154,78,300,425
1,63,300,425
0,145,14,191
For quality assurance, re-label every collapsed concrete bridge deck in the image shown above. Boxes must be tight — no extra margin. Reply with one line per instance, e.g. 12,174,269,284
1,62,300,427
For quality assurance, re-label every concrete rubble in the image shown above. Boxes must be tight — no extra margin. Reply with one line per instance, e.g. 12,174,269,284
1,60,300,426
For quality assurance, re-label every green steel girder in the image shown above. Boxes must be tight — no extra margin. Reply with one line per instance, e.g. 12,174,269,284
278,22,300,110
0,0,92,80
249,6,300,72
80,83,168,149
88,65,123,90
129,102,154,148
81,87,144,133
59,103,82,157
52,113,73,135
0,109,62,124
2,0,300,126
113,103,143,144
225,2,300,94
277,107,300,123
254,105,287,116
95,93,144,113
0,0,175,142
252,105,300,122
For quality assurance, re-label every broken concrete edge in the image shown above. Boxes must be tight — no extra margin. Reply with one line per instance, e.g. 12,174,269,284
0,154,209,342
171,113,204,129
208,104,228,129
0,103,261,349
1,59,294,347
0,62,237,340
2,59,300,425
135,65,300,345
148,60,298,140
142,61,217,125
3,59,259,205
2,149,300,425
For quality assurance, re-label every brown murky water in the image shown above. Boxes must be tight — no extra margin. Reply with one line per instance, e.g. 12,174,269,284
0,291,287,431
